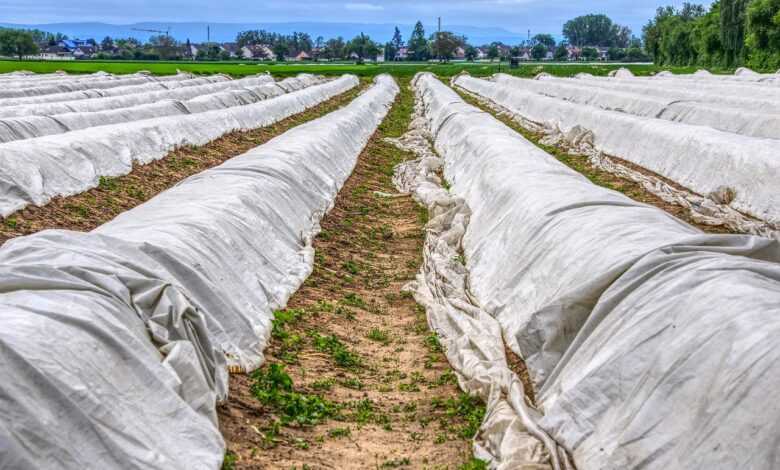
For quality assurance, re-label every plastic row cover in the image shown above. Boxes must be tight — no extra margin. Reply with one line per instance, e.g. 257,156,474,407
0,74,271,119
0,74,229,107
530,73,780,114
0,72,190,99
0,74,358,217
0,71,151,90
493,74,780,139
0,75,323,143
454,75,780,226
0,74,399,469
577,70,780,99
654,67,780,83
415,72,780,470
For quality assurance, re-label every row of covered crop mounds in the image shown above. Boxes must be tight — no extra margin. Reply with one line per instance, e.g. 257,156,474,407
0,73,229,107
413,72,780,470
0,74,273,118
0,74,399,469
495,73,780,139
0,71,208,101
0,74,321,142
453,74,779,231
0,73,354,217
614,66,780,83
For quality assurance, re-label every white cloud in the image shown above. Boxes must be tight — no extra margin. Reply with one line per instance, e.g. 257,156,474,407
344,2,385,11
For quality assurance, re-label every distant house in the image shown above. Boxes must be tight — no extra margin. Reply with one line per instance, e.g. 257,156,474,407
566,46,582,61
73,45,96,59
453,47,466,60
476,47,488,60
241,44,275,61
293,50,311,61
39,45,75,60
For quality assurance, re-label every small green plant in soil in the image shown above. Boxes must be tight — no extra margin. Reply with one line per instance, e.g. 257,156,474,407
250,363,337,426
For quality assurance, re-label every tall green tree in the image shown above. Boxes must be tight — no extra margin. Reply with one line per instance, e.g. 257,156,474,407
745,0,780,69
531,43,548,60
346,33,379,61
563,14,630,47
408,21,430,61
0,29,39,60
721,0,750,65
385,26,403,61
533,33,556,49
428,31,465,61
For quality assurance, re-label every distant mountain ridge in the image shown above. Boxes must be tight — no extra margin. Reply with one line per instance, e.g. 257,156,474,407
0,21,531,46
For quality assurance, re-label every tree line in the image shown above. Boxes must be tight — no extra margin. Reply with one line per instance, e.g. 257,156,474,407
643,0,780,70
0,15,653,63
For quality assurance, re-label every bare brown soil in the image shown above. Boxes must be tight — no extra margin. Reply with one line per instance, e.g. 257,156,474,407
455,89,734,235
0,84,366,245
218,82,482,469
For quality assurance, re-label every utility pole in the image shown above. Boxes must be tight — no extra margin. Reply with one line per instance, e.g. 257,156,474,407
437,17,441,62
207,25,210,43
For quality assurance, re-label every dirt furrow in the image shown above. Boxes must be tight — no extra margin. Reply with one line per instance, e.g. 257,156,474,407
0,82,366,245
218,79,485,470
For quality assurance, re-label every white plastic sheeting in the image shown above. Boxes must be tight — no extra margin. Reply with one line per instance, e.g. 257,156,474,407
575,70,780,100
389,82,570,470
0,71,142,90
528,73,780,114
0,74,358,217
0,74,228,107
0,72,189,99
414,72,780,470
654,66,780,83
0,74,270,119
552,74,780,113
454,75,780,227
494,73,780,139
0,74,399,469
0,75,322,143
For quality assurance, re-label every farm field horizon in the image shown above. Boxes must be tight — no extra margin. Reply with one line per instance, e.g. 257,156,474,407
0,58,712,77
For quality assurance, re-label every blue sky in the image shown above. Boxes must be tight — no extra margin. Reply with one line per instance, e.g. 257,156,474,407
1,0,707,37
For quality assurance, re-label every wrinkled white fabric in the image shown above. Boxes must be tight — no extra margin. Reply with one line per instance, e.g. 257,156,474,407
455,75,780,226
0,75,358,217
495,73,780,139
577,69,780,96
415,72,780,470
536,74,780,113
388,94,567,470
0,75,323,143
0,74,270,119
0,74,398,470
0,74,227,107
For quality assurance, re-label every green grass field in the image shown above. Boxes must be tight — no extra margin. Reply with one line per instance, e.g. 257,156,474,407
0,59,710,78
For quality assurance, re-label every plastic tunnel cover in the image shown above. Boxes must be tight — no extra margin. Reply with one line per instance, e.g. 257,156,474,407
0,74,399,469
0,74,358,217
414,72,780,470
